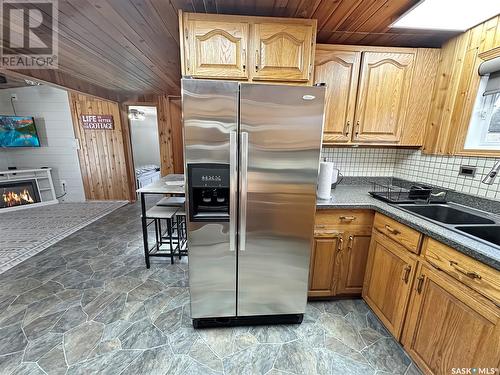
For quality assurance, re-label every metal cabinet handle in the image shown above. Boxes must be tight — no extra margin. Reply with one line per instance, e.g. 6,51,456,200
242,48,246,71
239,132,248,251
344,121,350,136
255,49,259,71
402,265,411,283
385,225,400,235
339,216,356,221
347,235,353,251
449,261,482,280
355,120,360,137
416,275,425,294
229,131,238,251
337,236,343,252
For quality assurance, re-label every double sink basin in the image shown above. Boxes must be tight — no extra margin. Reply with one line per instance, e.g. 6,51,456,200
397,203,500,248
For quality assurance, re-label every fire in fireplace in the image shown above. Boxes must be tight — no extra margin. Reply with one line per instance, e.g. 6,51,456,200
0,180,40,209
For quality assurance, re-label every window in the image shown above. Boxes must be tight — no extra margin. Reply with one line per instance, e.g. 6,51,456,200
464,72,500,150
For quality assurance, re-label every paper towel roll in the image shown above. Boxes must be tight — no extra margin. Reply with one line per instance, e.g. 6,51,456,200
317,161,334,200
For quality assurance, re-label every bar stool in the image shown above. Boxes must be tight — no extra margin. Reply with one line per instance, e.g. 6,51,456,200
157,196,188,258
143,205,179,265
157,196,185,207
174,208,188,259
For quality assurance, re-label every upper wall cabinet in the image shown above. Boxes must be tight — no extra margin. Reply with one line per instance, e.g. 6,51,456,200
253,23,313,82
315,45,439,146
423,15,500,157
354,52,415,143
180,12,317,85
314,49,361,142
186,20,249,79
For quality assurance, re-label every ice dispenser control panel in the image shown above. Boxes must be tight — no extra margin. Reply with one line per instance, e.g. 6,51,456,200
187,163,230,222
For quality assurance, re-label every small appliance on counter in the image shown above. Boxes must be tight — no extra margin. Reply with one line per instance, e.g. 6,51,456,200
369,180,446,204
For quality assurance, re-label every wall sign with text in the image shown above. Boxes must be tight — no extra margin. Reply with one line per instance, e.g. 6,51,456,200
80,115,114,130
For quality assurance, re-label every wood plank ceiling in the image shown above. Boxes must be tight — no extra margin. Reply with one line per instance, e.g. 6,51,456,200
3,0,460,101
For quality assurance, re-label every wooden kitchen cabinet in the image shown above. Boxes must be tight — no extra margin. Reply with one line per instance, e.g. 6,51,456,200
335,229,372,295
180,12,316,84
402,263,500,374
185,19,249,79
353,52,415,143
363,230,417,339
314,48,361,142
252,23,313,82
309,209,374,298
309,234,342,297
315,45,437,146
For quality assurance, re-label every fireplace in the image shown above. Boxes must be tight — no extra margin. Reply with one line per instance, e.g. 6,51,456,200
0,180,40,209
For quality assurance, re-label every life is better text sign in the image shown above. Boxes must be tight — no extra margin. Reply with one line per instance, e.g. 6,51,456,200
80,114,114,130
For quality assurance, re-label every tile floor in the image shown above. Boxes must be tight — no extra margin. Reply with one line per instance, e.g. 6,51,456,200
0,200,421,374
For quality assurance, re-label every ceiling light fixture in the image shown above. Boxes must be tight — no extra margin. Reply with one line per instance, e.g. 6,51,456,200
128,109,146,121
391,0,500,31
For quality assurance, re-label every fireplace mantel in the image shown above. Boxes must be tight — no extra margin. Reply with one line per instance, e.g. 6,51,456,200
0,168,57,212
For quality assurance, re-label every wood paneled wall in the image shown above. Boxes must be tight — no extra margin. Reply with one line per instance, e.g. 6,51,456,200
423,16,500,155
169,97,184,173
154,95,184,176
70,93,134,201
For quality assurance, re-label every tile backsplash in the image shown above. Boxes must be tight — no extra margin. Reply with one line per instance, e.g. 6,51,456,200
321,148,500,200
321,148,399,177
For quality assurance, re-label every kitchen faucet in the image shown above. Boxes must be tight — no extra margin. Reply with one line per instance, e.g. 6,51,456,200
482,160,500,185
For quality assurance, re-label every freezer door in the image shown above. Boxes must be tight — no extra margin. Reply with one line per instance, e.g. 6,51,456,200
238,83,325,316
182,79,239,319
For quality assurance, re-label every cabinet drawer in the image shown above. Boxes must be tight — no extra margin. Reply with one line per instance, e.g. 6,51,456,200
315,209,374,229
423,237,500,304
373,213,422,254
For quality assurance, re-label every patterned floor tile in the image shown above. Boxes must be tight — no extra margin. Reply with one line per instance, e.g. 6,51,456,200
0,199,421,375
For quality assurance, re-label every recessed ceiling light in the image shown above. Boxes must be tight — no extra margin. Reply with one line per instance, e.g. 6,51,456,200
391,0,500,31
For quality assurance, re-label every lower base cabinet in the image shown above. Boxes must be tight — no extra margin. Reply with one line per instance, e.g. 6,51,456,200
362,230,417,339
335,229,372,295
309,235,342,297
402,263,500,374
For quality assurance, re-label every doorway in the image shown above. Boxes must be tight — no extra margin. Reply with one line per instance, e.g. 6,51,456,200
128,105,161,190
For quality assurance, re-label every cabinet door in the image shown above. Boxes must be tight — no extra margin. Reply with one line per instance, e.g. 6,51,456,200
187,20,249,79
309,235,342,297
403,263,500,374
314,49,361,143
354,52,415,143
253,23,313,82
362,231,417,339
335,229,371,295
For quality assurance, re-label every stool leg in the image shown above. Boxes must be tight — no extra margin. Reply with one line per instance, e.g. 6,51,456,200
154,219,159,251
167,218,174,264
177,216,182,259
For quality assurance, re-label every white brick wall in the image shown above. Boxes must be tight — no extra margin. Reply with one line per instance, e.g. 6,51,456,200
0,85,85,202
322,147,500,200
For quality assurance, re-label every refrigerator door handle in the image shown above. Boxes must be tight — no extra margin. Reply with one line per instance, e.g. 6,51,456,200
239,131,249,251
229,131,238,251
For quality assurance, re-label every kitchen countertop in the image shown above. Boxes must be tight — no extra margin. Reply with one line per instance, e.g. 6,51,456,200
136,174,185,194
317,185,500,271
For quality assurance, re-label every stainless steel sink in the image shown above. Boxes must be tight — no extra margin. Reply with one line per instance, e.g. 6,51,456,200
397,203,500,249
455,226,500,247
399,204,495,225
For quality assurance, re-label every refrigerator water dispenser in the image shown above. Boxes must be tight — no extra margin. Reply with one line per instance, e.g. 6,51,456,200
187,163,230,222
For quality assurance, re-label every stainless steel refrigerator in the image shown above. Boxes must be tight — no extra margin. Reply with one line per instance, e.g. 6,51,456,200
182,78,325,327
